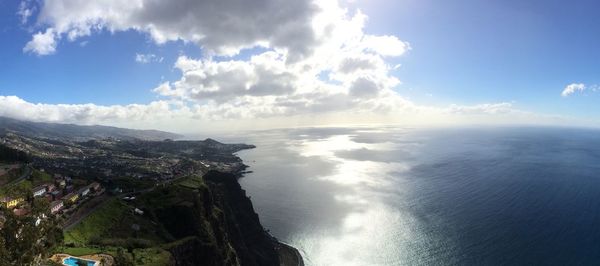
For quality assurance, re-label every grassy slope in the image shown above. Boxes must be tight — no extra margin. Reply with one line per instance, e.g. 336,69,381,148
0,168,49,195
60,174,261,265
176,175,206,190
31,169,52,185
62,197,173,265
64,198,128,245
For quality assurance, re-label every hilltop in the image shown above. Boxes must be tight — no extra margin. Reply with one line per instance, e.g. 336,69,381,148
0,116,181,141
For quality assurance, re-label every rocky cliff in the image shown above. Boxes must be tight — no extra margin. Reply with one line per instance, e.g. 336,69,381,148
143,171,281,266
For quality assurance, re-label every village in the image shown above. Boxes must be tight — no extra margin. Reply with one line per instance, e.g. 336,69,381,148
0,129,261,266
0,166,104,228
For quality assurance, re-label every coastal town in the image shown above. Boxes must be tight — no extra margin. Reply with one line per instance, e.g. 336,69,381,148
0,115,306,266
1,170,103,219
0,164,110,265
0,118,298,266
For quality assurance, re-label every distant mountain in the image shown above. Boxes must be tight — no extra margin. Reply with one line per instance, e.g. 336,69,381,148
0,116,182,141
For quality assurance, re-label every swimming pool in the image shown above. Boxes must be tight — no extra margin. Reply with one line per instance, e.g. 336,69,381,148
62,256,97,266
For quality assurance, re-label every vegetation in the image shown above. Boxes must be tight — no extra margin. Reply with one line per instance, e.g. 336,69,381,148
64,199,129,245
176,175,206,190
0,205,63,265
0,178,32,198
0,120,284,265
0,164,25,186
110,176,155,191
0,144,29,163
31,169,53,185
62,196,174,265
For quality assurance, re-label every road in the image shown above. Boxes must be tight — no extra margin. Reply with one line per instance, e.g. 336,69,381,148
4,165,32,186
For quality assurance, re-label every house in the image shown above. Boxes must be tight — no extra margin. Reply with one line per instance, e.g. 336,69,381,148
65,185,74,193
1,197,24,209
78,187,90,197
13,207,29,217
90,182,101,192
46,183,57,192
33,185,47,197
50,200,63,214
57,179,66,188
64,193,79,203
50,190,62,200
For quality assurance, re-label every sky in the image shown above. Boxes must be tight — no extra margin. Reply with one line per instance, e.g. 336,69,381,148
0,0,599,133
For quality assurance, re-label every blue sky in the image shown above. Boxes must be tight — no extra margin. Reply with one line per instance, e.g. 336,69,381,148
0,1,201,105
0,0,598,130
354,0,600,117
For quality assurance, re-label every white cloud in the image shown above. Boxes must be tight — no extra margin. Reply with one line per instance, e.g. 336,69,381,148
135,53,163,64
0,96,179,124
362,35,411,57
148,1,408,118
23,28,58,55
15,0,576,131
1,95,551,133
446,102,517,115
17,0,35,25
562,83,586,97
21,0,414,120
26,0,319,58
561,83,600,97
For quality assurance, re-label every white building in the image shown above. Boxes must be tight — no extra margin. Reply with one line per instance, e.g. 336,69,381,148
33,186,47,197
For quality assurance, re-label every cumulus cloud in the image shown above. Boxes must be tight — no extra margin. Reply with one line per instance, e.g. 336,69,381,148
15,0,546,130
24,0,318,58
0,96,179,124
561,83,600,97
20,0,414,120
561,83,586,97
23,28,58,55
0,95,536,132
148,1,408,118
135,53,163,64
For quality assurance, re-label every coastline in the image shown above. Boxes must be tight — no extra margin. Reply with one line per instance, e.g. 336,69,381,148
275,240,305,266
234,147,304,266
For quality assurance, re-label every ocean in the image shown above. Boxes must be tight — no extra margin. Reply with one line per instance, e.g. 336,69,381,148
226,126,600,265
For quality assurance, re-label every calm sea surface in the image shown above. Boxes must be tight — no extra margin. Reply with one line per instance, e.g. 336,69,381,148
222,126,600,265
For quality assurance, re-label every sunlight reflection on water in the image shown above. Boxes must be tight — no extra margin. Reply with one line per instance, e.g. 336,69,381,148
235,128,428,265
232,126,600,265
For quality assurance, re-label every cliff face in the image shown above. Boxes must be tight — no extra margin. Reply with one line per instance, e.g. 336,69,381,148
146,171,280,266
204,171,280,266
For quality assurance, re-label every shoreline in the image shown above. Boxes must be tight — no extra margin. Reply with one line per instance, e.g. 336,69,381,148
275,240,305,266
234,148,304,266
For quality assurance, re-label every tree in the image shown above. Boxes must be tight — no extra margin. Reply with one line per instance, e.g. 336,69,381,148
0,205,62,265
31,197,50,217
114,248,134,266
0,144,29,163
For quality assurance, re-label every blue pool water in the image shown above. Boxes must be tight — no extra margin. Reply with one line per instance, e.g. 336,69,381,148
63,256,96,266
